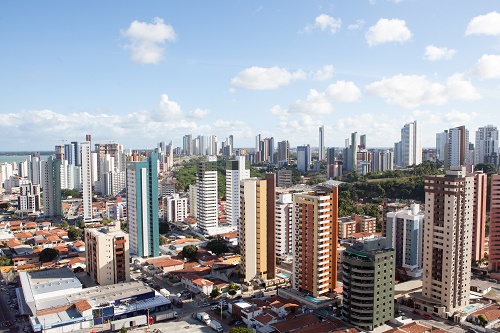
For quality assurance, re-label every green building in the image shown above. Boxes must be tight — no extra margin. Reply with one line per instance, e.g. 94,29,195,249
342,238,395,330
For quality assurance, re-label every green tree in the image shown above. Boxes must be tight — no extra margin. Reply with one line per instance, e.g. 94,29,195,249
206,239,229,255
39,248,59,263
101,219,113,225
159,236,167,246
210,286,221,299
73,266,84,273
61,188,80,199
120,326,128,333
181,245,198,262
0,202,11,210
0,256,13,266
78,220,86,229
478,314,488,327
228,289,237,296
229,328,253,333
159,222,170,234
60,220,69,229
68,226,82,240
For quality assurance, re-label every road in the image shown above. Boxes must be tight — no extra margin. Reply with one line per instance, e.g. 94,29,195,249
0,283,20,333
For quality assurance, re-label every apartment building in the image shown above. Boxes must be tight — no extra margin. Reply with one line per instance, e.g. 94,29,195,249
85,224,130,286
292,185,338,297
342,238,395,330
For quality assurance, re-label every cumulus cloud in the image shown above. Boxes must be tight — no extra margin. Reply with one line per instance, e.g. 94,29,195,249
284,81,361,115
365,73,481,108
231,66,306,90
466,11,500,36
121,17,177,64
155,94,183,121
270,105,289,121
444,110,477,125
348,20,365,30
188,108,210,119
313,65,334,80
424,45,456,61
304,14,342,34
472,54,500,79
365,18,412,47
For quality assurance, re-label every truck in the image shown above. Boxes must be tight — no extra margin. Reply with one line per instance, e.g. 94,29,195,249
195,312,211,325
110,315,149,331
209,319,223,332
171,295,183,308
153,310,178,321
159,288,170,297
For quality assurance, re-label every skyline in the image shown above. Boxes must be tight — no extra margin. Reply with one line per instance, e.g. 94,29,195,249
1,1,500,150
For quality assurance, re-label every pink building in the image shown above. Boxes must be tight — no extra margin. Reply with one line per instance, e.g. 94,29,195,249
470,170,487,263
489,174,500,272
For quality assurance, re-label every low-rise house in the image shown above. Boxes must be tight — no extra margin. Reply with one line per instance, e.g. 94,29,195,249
37,221,51,230
10,220,23,232
144,257,184,275
465,304,500,331
12,253,40,268
181,273,214,295
71,241,86,252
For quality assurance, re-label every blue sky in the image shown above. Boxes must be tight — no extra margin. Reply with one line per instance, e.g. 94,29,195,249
1,1,500,151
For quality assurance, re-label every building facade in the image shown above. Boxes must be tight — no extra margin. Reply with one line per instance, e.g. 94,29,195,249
196,156,218,235
42,156,62,218
297,145,311,172
420,166,473,317
81,141,93,222
292,185,338,297
489,174,500,273
400,120,422,167
226,156,250,228
85,224,130,286
475,125,498,165
126,153,159,258
342,238,395,330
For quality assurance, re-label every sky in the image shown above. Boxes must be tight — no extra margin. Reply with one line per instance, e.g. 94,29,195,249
1,1,500,151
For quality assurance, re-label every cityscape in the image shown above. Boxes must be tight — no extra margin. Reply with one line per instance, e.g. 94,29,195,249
2,1,500,333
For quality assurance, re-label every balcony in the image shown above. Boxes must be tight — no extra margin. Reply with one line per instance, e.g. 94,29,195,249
352,280,373,288
351,267,374,274
351,300,374,307
351,307,374,314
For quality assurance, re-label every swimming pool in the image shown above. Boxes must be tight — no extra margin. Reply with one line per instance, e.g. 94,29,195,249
277,273,291,278
462,305,476,312
305,295,321,303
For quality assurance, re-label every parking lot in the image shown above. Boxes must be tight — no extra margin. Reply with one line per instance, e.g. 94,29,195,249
0,281,27,333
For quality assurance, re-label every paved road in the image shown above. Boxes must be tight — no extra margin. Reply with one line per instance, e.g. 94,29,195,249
0,284,18,333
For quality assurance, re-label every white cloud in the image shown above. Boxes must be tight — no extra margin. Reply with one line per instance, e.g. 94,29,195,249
365,73,480,108
424,45,456,61
365,18,412,47
325,81,361,102
270,105,289,120
466,11,500,36
313,65,334,80
444,110,477,126
472,54,500,79
155,94,183,121
348,20,365,30
231,66,306,90
285,81,361,115
228,88,236,94
304,14,342,34
188,108,210,119
121,17,177,64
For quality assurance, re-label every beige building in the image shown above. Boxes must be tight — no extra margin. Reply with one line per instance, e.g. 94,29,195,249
338,217,356,239
419,166,473,318
292,185,338,297
240,175,276,283
85,223,130,286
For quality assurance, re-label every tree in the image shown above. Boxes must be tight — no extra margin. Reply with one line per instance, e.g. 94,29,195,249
228,289,237,296
206,239,229,255
73,266,84,273
60,220,69,229
159,236,167,246
68,226,82,240
101,219,113,225
229,328,253,333
210,286,220,299
78,219,86,229
119,326,128,333
39,248,59,263
478,314,488,327
0,256,13,266
181,245,198,261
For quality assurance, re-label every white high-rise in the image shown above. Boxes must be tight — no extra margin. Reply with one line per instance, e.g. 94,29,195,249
226,156,250,228
475,125,499,164
81,141,93,222
401,120,422,167
275,193,293,261
319,126,325,161
196,156,218,235
446,126,470,168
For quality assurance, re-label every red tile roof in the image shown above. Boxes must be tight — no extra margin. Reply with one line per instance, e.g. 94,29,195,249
74,299,92,313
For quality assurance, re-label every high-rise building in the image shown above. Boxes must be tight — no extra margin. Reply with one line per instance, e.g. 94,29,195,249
183,134,193,156
239,174,276,283
95,143,121,178
126,153,159,258
470,170,487,263
419,166,473,317
196,156,218,235
292,185,338,297
326,147,337,165
18,183,41,213
319,126,325,161
277,140,290,165
400,120,422,167
445,126,470,168
71,141,81,166
81,141,93,222
41,156,62,218
276,193,293,262
436,130,448,163
342,238,395,330
385,204,424,278
85,224,130,286
297,145,311,172
475,125,499,165
226,156,250,228
188,184,197,218
28,153,41,185
489,174,500,273
163,193,188,226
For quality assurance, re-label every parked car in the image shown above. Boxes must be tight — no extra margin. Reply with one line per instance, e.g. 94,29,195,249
423,314,432,319
211,305,219,311
233,320,243,326
201,302,209,307
412,310,421,315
